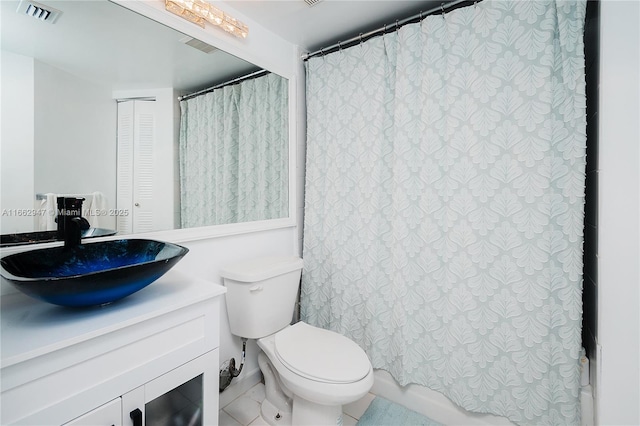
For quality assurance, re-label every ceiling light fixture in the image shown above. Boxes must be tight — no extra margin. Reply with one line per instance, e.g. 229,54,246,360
165,0,248,39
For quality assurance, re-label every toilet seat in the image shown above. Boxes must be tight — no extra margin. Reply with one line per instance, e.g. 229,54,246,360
274,322,371,384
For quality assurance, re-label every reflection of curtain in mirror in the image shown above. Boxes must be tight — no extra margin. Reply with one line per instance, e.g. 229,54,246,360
179,73,288,228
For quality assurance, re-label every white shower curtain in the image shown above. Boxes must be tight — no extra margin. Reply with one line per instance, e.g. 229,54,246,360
301,1,586,424
179,72,288,228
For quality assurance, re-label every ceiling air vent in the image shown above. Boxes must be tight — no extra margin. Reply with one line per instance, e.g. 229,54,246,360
180,36,217,54
304,0,323,6
17,0,62,24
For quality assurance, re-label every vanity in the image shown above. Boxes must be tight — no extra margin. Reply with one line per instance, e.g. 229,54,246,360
0,269,226,425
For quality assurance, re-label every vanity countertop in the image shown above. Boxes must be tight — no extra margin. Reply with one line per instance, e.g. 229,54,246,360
1,269,226,367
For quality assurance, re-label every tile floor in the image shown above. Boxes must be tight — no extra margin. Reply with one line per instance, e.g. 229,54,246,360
218,383,376,426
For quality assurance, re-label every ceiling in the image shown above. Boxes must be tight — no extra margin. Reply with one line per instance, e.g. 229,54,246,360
0,0,259,93
0,0,443,93
221,0,444,52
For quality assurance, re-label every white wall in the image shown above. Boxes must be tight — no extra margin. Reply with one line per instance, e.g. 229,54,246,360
1,51,35,234
597,0,640,424
34,60,117,228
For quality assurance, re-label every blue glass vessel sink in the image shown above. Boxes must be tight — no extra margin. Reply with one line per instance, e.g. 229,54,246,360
0,239,189,307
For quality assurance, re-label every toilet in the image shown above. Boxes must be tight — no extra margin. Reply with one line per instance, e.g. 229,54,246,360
220,256,374,426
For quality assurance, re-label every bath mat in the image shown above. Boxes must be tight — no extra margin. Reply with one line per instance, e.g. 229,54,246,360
356,397,442,426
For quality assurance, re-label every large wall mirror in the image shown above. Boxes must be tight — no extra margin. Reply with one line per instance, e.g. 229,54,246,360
0,0,289,243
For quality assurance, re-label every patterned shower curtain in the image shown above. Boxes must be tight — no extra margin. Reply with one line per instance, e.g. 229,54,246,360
301,1,586,424
179,72,288,228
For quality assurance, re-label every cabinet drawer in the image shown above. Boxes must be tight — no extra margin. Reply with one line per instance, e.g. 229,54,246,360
63,398,122,426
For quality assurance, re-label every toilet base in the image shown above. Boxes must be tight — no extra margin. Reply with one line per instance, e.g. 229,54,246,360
260,393,343,426
258,349,348,426
292,395,343,426
260,377,342,426
261,398,292,426
256,324,373,426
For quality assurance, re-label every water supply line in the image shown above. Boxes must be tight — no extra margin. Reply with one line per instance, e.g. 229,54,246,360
219,337,247,392
234,338,247,377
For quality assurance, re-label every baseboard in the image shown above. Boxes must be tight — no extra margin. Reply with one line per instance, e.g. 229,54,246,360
219,367,262,408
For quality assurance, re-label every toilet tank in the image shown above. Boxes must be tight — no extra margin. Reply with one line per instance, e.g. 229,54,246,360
220,256,304,339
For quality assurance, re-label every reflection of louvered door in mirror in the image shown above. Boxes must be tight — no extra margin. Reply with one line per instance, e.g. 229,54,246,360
116,100,155,234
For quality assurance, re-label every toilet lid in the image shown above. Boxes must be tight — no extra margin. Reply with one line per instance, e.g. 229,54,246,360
274,322,371,384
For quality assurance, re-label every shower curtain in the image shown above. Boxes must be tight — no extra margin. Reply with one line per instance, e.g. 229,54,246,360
301,1,586,424
179,72,288,228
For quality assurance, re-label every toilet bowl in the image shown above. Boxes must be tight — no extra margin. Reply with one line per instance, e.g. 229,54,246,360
263,322,373,395
220,256,374,426
258,322,373,425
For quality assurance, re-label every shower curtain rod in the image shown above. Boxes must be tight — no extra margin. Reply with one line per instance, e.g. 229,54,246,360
179,69,269,101
302,0,477,61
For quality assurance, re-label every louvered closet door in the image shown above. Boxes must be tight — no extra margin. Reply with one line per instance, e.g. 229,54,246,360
116,100,155,234
117,101,134,234
132,101,155,233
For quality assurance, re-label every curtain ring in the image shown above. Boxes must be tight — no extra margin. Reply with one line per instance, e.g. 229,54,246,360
395,19,400,33
359,33,363,45
441,2,445,19
419,10,423,21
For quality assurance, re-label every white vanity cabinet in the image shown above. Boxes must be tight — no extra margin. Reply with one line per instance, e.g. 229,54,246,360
0,270,226,426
